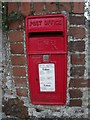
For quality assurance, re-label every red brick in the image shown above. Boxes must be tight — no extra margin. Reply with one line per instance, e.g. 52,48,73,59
2,98,28,119
8,31,23,42
69,16,85,25
10,43,24,54
14,78,27,87
8,2,18,13
69,89,82,98
34,2,44,13
46,2,57,12
70,66,85,77
69,27,85,39
69,99,82,106
9,20,24,30
73,3,84,13
71,54,85,65
69,41,85,52
21,2,30,16
87,79,90,87
13,67,26,77
16,88,28,97
59,2,72,12
11,56,26,65
69,79,88,88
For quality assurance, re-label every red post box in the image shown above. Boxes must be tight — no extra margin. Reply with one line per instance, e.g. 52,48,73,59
26,14,67,105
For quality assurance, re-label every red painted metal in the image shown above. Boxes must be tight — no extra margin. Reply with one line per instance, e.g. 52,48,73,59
26,14,67,105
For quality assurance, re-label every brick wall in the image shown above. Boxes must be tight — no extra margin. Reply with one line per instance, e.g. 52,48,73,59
2,2,89,120
88,20,90,77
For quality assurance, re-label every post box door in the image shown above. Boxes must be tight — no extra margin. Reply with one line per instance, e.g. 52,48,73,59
28,54,67,104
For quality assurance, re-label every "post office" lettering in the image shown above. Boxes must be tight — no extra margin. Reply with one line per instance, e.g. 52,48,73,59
29,19,62,27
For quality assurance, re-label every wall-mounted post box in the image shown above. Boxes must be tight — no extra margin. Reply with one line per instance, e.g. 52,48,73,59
26,14,67,105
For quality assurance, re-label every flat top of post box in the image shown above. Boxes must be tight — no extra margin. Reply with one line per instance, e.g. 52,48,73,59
26,14,66,19
26,14,66,32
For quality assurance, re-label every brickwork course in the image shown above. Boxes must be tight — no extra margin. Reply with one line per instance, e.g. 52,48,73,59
1,2,89,120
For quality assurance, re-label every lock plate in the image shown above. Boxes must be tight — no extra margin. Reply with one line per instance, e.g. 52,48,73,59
43,55,49,62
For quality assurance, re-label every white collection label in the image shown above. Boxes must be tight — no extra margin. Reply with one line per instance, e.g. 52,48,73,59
38,64,55,92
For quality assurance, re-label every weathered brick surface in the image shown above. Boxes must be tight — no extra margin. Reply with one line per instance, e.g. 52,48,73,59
69,89,82,98
69,79,88,88
73,3,84,13
9,20,24,30
69,99,82,107
71,54,85,65
10,43,24,54
34,2,44,13
8,31,23,42
13,67,26,77
59,2,72,12
69,41,85,52
69,16,85,25
14,78,27,87
70,66,85,77
21,2,30,16
88,79,90,87
8,2,18,13
11,55,26,65
2,98,28,119
69,27,85,39
46,2,57,12
16,88,28,97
